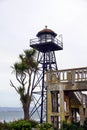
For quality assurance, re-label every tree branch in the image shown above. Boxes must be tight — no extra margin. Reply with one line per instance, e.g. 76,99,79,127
10,80,19,93
27,70,32,95
16,72,22,84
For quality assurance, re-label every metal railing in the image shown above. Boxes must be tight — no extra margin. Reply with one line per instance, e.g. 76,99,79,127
30,37,63,48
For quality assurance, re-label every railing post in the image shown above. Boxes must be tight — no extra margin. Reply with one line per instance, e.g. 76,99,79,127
67,71,72,82
72,70,75,84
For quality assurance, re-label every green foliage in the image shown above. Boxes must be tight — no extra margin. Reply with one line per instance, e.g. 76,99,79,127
13,49,38,73
8,120,31,130
83,117,87,130
60,121,84,130
0,122,8,129
28,119,38,128
77,127,84,130
37,123,53,130
0,119,38,130
0,119,85,130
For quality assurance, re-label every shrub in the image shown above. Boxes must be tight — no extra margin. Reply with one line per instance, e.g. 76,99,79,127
37,123,53,130
60,121,84,130
83,117,87,130
0,121,8,129
0,122,5,129
8,120,31,130
0,119,38,130
69,123,77,130
28,119,38,128
77,126,84,130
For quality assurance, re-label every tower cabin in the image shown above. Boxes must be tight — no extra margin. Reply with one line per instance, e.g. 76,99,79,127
30,26,63,52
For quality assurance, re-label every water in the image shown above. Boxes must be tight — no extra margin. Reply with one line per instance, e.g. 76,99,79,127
0,107,39,122
0,107,23,122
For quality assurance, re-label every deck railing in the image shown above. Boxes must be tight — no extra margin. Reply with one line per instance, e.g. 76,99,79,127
30,37,63,48
47,67,87,83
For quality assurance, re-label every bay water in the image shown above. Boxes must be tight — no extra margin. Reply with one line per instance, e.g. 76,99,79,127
0,107,24,122
0,107,39,123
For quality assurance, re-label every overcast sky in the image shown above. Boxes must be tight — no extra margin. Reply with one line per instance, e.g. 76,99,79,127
0,0,87,107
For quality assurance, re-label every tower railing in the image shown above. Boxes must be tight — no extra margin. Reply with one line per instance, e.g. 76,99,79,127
30,37,63,48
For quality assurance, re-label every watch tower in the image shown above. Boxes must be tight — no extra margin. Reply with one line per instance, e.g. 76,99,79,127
30,26,63,123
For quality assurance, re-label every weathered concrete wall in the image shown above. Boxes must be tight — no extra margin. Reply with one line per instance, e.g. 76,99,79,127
46,67,87,128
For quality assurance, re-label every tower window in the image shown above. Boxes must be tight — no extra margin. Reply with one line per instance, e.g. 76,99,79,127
39,34,54,43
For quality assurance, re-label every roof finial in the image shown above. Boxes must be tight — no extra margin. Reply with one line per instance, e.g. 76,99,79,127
45,25,47,29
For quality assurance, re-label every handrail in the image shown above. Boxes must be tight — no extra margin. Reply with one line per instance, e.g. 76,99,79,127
47,67,87,83
74,91,82,103
30,37,63,48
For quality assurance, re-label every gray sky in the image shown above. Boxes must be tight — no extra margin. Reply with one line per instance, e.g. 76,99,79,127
0,0,87,107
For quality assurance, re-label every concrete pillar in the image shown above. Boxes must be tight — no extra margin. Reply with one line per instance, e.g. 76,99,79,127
75,109,77,122
85,108,87,118
79,106,84,126
60,90,65,127
47,90,52,123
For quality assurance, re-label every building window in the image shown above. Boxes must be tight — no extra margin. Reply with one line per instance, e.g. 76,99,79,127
51,91,59,112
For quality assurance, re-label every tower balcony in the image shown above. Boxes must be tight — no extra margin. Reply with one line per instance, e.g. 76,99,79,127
30,37,63,52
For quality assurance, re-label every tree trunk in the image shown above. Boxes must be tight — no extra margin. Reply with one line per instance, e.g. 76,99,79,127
23,103,29,120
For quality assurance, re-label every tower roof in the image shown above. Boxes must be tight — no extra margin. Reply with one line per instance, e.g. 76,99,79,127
36,26,57,37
